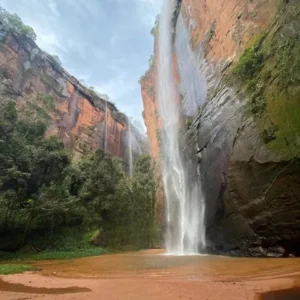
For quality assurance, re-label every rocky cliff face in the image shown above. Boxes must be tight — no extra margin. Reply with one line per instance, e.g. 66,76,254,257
0,26,148,164
142,0,300,256
141,64,160,160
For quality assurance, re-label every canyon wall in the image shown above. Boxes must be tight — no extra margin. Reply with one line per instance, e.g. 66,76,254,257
0,25,148,164
141,0,300,256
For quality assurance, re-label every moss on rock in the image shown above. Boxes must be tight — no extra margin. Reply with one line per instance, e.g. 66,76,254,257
231,1,300,159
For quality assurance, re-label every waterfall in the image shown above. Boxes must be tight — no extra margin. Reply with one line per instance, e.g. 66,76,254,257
104,100,108,153
128,122,133,177
157,0,206,254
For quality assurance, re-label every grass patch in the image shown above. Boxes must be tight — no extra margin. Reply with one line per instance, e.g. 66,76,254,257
0,228,107,262
233,46,264,80
0,264,34,275
0,248,107,262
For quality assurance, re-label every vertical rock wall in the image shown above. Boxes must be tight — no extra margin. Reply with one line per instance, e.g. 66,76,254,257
141,0,300,256
0,28,147,164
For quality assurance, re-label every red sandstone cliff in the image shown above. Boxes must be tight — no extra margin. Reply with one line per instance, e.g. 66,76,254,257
141,0,279,181
141,61,165,225
142,0,300,256
181,0,277,62
141,67,160,160
0,29,146,162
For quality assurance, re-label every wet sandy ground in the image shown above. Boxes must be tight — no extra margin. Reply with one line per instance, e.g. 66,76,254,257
1,250,300,300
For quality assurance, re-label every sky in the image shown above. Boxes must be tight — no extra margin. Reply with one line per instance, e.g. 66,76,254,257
0,0,162,130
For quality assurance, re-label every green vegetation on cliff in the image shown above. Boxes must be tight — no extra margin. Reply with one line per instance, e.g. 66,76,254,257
0,6,36,40
0,102,157,258
150,15,160,37
232,1,300,159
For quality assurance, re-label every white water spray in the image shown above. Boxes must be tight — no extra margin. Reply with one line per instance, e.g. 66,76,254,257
157,0,206,255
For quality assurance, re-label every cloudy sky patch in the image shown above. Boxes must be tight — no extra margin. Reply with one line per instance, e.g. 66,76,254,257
0,0,162,128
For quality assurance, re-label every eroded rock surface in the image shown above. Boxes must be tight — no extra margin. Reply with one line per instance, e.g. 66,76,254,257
141,0,300,256
0,26,148,164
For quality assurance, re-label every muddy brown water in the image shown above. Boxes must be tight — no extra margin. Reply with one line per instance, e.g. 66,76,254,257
0,278,91,294
28,250,300,281
256,287,300,300
1,250,300,299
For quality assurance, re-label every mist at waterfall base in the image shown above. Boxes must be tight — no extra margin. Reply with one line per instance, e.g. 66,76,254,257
157,0,206,255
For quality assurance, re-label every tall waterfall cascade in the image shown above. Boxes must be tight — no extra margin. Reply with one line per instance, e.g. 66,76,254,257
157,0,206,255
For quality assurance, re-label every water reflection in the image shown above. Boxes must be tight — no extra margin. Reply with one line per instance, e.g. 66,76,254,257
29,251,300,282
256,287,300,300
0,278,90,294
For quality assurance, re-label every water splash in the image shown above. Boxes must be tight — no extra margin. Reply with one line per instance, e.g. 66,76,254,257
128,122,133,177
157,0,206,255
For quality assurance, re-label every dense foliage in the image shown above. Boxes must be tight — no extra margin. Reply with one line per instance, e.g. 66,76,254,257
0,6,36,40
0,102,157,253
233,36,264,82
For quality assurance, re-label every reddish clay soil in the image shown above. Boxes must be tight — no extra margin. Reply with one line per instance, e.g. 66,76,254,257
1,250,300,300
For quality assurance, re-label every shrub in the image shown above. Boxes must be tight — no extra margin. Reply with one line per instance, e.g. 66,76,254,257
150,15,160,37
148,86,154,97
41,94,55,110
233,46,264,80
139,75,146,85
52,55,62,65
0,7,37,40
186,119,192,130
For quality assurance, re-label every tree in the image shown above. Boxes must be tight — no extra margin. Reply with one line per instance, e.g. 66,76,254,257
0,7,37,40
106,155,157,248
52,55,62,66
20,136,71,243
131,155,156,241
0,102,32,230
65,151,157,249
66,150,124,229
150,15,160,37
0,101,158,251
0,102,71,240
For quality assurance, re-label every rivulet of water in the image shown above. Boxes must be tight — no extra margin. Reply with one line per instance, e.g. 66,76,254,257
157,0,206,254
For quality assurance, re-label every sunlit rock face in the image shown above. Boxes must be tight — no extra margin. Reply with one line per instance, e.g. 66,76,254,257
141,63,160,161
181,0,278,62
0,27,148,165
175,15,208,117
140,41,166,230
142,0,300,256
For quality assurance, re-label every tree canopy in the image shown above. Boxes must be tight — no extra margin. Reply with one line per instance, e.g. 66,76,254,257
0,101,157,251
0,7,36,40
